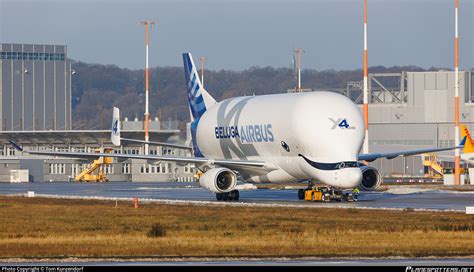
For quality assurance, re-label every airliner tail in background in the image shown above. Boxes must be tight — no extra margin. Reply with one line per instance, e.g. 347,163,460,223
461,125,474,164
111,107,121,146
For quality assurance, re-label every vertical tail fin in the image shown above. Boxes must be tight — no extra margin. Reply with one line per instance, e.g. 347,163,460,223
461,125,474,153
182,53,216,121
111,107,121,146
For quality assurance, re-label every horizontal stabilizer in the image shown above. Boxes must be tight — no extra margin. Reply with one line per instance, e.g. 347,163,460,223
120,137,192,150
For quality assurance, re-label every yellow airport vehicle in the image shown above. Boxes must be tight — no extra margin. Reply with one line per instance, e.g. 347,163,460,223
75,147,113,182
423,153,444,178
304,188,325,202
299,186,357,202
194,170,204,181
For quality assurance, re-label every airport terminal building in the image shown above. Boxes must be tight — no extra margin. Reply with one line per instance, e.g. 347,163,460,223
0,43,195,183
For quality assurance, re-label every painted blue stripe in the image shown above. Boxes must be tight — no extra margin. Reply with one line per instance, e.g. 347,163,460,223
188,90,203,105
190,75,199,95
188,74,195,90
194,100,206,112
190,89,199,99
187,92,195,101
193,93,204,103
187,94,205,119
190,117,204,157
197,108,206,116
191,84,199,97
186,57,193,74
184,55,193,76
193,97,205,109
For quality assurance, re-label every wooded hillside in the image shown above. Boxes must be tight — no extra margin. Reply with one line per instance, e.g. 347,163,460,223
70,61,433,131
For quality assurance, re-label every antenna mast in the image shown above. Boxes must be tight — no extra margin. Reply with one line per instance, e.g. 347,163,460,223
454,0,460,185
362,0,369,155
140,19,156,155
199,56,207,88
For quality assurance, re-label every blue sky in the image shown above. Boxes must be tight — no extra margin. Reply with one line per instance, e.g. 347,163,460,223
1,0,472,70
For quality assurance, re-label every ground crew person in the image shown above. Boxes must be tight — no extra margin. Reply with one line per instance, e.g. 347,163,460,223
352,187,360,201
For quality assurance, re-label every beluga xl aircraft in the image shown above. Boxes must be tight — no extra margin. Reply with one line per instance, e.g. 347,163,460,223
10,53,467,201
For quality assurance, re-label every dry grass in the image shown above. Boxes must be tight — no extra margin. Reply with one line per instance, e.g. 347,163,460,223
0,196,473,258
379,184,474,191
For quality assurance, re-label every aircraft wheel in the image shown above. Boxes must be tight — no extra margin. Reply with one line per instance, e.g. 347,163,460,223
221,192,229,201
231,190,240,201
324,194,331,202
216,193,223,201
298,189,305,200
227,192,234,201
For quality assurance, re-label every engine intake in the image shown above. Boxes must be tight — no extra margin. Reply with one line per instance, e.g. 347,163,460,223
199,168,237,193
359,166,382,191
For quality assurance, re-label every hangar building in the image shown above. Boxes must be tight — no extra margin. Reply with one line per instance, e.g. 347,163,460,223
0,43,195,183
353,70,474,182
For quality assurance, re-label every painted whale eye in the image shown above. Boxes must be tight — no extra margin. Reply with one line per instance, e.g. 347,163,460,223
281,141,290,152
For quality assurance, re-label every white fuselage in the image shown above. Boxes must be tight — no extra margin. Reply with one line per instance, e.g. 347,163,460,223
195,91,365,188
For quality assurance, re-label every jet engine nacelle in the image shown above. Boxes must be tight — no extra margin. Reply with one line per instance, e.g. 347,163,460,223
199,167,237,193
358,166,382,191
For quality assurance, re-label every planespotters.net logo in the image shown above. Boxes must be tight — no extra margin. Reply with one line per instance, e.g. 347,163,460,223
406,267,474,272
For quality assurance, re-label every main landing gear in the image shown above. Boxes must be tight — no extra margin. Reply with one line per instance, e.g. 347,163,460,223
298,186,358,202
216,190,240,201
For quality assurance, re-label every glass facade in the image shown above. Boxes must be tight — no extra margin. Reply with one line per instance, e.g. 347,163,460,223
0,51,65,61
1,44,71,131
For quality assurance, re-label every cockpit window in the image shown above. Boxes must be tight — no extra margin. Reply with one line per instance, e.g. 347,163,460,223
299,154,359,170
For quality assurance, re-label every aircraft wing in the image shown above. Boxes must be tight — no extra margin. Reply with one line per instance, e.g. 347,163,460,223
8,140,269,169
120,137,192,150
358,136,466,162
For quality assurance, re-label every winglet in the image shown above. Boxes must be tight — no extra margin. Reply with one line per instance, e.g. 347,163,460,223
111,107,121,146
461,125,474,153
8,140,23,152
460,135,467,147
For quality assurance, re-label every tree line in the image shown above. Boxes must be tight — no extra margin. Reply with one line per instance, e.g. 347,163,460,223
70,60,436,132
